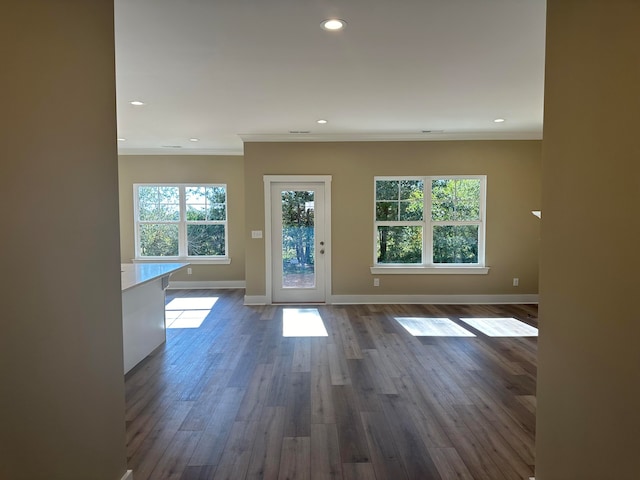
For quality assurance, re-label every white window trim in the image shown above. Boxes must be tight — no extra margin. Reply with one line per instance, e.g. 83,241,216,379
373,175,487,274
133,183,230,263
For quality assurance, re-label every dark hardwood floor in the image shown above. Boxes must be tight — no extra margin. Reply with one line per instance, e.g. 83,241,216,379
125,289,538,480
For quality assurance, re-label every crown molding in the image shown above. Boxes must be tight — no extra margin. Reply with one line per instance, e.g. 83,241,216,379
118,147,244,156
117,131,542,156
239,131,542,143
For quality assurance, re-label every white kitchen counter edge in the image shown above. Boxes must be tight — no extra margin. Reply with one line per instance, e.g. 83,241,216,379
121,263,189,291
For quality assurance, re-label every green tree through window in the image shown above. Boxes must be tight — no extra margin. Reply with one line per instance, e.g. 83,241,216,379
281,191,315,278
135,184,228,259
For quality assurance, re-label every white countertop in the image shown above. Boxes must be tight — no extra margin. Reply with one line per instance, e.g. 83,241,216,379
121,263,188,291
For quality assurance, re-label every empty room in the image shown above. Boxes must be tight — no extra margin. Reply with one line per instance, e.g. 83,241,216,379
3,1,639,480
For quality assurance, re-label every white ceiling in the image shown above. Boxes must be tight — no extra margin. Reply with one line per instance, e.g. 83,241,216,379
114,0,546,155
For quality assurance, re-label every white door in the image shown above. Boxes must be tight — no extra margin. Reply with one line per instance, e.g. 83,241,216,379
271,182,328,303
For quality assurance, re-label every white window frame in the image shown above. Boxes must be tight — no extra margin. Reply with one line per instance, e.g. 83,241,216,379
133,183,230,264
371,175,489,275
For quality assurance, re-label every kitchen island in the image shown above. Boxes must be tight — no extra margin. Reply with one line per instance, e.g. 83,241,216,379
121,263,188,374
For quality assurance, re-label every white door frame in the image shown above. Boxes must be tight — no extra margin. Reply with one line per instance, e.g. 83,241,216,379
264,175,332,304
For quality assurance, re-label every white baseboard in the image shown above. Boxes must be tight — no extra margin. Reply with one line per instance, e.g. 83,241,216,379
244,293,538,305
168,280,246,290
330,294,538,305
121,470,133,480
244,295,269,305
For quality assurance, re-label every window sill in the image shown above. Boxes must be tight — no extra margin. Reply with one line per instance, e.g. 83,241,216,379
370,265,489,275
133,257,231,265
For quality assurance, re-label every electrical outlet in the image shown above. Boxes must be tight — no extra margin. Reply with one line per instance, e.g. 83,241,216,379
187,267,192,275
513,277,519,287
373,278,380,287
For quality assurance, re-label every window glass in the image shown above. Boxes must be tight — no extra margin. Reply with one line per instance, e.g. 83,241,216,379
432,179,480,221
187,224,226,256
139,224,179,257
135,184,227,259
433,225,479,264
377,226,423,264
374,176,485,266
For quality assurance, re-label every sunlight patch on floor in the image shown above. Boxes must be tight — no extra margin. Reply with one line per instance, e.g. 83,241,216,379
460,317,538,337
394,317,476,337
166,297,218,310
165,296,219,329
283,308,328,337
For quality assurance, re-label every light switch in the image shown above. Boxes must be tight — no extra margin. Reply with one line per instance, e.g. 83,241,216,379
251,230,263,239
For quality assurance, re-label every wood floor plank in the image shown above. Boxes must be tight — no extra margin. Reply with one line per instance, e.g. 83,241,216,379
211,420,259,480
278,437,311,480
148,431,202,480
347,359,382,413
327,342,351,386
347,313,377,351
235,363,274,422
245,406,286,480
516,394,537,415
467,385,535,464
188,387,245,467
311,362,336,424
429,447,474,480
284,372,312,437
126,389,179,458
266,340,294,406
179,465,216,480
378,393,443,479
292,338,312,373
390,375,452,448
456,404,534,479
361,349,398,395
310,423,342,480
441,426,508,480
360,411,407,480
128,401,195,480
334,310,363,359
332,385,371,464
341,463,376,480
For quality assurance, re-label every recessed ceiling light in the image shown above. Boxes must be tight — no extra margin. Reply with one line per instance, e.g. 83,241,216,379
189,138,199,142
321,19,346,31
130,100,145,106
494,118,505,123
317,119,328,124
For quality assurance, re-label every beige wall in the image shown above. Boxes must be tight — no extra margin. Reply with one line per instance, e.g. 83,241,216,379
118,155,246,282
536,2,640,479
244,141,541,297
0,2,128,479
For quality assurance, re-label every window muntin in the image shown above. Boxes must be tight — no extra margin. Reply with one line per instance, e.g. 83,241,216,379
374,176,485,267
135,184,228,259
375,179,424,221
